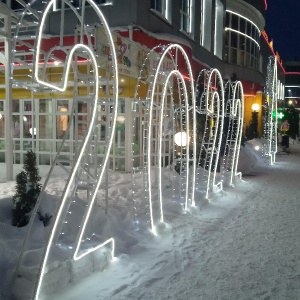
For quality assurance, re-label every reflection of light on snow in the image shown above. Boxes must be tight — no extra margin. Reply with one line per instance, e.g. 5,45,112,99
174,132,188,147
29,127,36,136
255,145,260,151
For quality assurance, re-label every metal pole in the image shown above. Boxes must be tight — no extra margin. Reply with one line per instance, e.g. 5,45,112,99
125,98,132,172
4,13,13,181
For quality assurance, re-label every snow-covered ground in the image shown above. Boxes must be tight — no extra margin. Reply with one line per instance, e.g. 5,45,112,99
1,139,300,300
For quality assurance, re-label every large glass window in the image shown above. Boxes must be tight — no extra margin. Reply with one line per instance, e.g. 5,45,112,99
224,10,260,70
56,100,69,139
200,0,212,51
180,0,194,36
39,99,53,139
214,0,224,59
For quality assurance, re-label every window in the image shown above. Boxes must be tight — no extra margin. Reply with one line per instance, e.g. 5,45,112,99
150,0,171,21
200,0,212,50
224,10,260,70
180,0,194,36
214,0,224,59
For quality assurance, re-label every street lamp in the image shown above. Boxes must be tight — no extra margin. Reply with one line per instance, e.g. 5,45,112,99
174,131,188,147
251,103,260,111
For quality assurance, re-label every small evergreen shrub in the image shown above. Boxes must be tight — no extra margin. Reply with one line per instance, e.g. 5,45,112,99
12,150,42,227
12,171,28,227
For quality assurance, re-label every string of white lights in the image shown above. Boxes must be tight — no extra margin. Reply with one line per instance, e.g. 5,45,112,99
11,1,118,299
222,81,244,186
146,44,196,233
263,55,278,164
195,69,224,199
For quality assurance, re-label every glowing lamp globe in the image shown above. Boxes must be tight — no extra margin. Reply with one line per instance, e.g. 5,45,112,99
29,127,36,136
174,132,188,147
252,104,260,111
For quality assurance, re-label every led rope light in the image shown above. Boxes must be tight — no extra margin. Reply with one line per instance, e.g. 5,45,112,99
158,70,190,219
147,44,196,232
230,81,244,185
222,81,244,186
226,10,261,34
165,0,170,20
225,28,260,49
195,68,208,189
132,45,167,229
19,1,119,299
263,56,278,164
195,68,224,199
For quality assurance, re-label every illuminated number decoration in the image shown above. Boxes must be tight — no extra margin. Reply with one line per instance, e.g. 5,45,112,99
195,69,225,199
222,81,244,186
12,1,118,299
133,44,196,233
7,1,251,298
263,55,278,164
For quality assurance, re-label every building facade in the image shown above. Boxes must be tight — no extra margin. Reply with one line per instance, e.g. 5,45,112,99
0,0,283,171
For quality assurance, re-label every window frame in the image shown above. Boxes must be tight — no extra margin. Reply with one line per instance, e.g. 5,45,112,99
180,0,194,37
150,0,171,23
224,10,260,69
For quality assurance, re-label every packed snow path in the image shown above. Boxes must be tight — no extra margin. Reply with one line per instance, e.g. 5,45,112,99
54,142,300,300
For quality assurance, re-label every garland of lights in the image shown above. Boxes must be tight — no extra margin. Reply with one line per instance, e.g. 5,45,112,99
222,81,244,186
195,69,225,199
132,44,172,230
133,44,197,233
263,55,278,164
12,1,118,299
158,70,189,222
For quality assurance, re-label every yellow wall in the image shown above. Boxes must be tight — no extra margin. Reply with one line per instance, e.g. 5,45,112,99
244,92,263,137
0,66,146,100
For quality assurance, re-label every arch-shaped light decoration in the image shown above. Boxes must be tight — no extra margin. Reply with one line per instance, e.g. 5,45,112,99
149,45,196,233
158,70,190,221
12,1,118,299
222,81,244,186
132,44,197,233
195,68,225,199
131,45,169,229
263,55,278,164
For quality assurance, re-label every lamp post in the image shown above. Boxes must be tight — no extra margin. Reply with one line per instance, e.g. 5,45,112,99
246,104,259,140
251,104,259,138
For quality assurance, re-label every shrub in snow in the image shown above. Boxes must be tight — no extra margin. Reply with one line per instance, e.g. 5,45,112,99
12,150,42,227
12,171,29,227
23,150,42,196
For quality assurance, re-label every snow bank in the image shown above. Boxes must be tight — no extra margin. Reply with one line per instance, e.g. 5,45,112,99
0,139,267,299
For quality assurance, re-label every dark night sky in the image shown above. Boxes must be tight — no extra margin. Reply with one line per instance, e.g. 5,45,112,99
265,0,300,62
